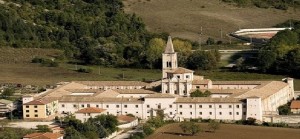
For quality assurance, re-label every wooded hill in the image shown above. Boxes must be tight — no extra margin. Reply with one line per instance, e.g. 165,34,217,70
0,0,169,68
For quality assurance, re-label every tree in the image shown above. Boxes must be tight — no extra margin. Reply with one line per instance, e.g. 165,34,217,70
257,50,276,72
36,125,52,132
1,88,15,99
146,38,165,69
206,37,215,45
190,89,211,97
173,39,192,66
179,121,201,136
278,104,291,115
187,50,218,70
208,120,220,132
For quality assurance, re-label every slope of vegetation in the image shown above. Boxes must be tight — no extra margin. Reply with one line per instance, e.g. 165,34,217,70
222,0,300,10
124,0,300,41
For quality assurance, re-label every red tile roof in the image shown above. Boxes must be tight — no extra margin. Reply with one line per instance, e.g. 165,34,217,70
117,115,137,123
24,98,57,105
291,101,300,109
23,132,63,139
75,107,106,113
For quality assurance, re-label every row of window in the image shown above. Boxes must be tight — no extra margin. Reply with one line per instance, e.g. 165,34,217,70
62,104,141,108
25,105,38,108
178,104,245,109
25,114,38,117
178,111,246,116
25,110,38,113
62,104,246,109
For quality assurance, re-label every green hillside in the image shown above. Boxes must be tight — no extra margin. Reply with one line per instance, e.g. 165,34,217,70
124,0,300,41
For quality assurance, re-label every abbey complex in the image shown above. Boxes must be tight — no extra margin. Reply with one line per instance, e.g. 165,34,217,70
22,37,295,122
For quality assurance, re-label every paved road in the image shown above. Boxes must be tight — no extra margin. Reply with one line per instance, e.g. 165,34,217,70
114,129,143,139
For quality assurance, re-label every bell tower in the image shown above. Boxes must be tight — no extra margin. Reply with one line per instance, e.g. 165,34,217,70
162,36,178,78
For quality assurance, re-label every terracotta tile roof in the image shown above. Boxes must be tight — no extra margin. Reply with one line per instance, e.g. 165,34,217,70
212,81,268,85
144,93,176,98
190,89,249,94
236,81,289,99
164,36,175,53
24,98,57,105
192,79,211,85
175,97,242,103
75,107,106,113
74,81,148,86
166,67,194,74
93,90,120,98
23,133,44,138
117,115,137,123
59,96,142,103
291,101,300,109
23,132,63,139
113,89,156,94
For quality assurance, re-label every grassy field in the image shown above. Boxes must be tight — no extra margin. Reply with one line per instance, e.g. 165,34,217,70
147,123,300,139
124,0,300,41
0,48,299,90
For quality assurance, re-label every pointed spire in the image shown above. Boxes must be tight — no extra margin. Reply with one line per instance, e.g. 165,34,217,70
164,36,175,53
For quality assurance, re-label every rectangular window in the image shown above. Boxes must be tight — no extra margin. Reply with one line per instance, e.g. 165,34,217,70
190,112,192,115
26,110,29,112
243,105,246,108
219,112,222,115
199,105,202,108
34,110,38,113
26,105,29,108
62,104,65,108
209,112,212,115
81,104,84,108
96,105,99,108
124,105,128,108
34,105,37,108
190,105,192,108
219,105,222,108
196,86,200,89
88,113,91,116
229,112,232,115
116,105,119,108
26,114,29,117
243,112,246,115
209,105,212,108
135,105,138,108
147,105,150,108
106,105,109,108
229,105,232,108
186,75,189,78
34,114,38,117
236,105,240,108
87,104,90,107
170,112,173,115
179,105,182,108
180,112,182,115
177,75,180,79
236,112,239,115
199,112,202,115
73,104,77,108
136,112,138,113
169,105,172,108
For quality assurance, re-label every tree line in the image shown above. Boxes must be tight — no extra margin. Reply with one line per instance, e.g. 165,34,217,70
0,0,221,69
238,20,300,78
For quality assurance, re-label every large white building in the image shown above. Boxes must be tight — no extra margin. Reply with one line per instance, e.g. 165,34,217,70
22,37,295,122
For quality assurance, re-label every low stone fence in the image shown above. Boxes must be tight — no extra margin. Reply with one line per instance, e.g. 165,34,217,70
263,115,300,124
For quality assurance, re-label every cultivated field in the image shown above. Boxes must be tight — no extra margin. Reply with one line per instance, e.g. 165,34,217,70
124,0,300,41
147,123,300,139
